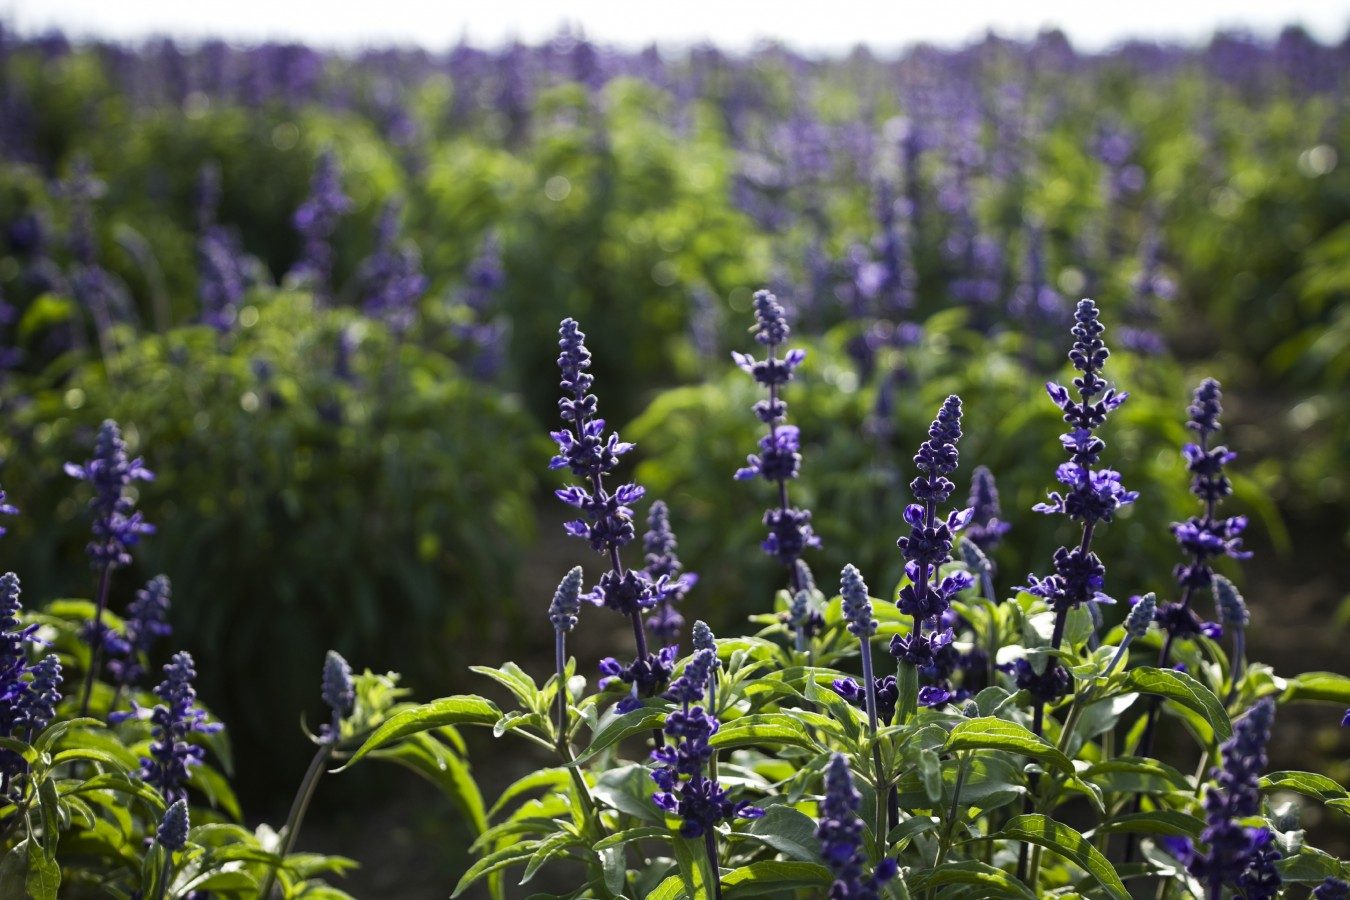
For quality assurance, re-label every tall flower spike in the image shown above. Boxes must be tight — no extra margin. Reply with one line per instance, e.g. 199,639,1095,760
289,148,352,300
817,754,898,899
140,652,222,805
357,198,426,335
549,567,584,634
643,501,698,646
156,799,189,852
20,654,62,738
839,564,876,639
733,290,817,591
890,396,973,709
321,650,355,723
1156,379,1250,643
1019,300,1131,709
64,419,156,569
1188,698,1280,899
964,465,1011,553
1126,593,1157,639
109,575,172,689
552,318,666,709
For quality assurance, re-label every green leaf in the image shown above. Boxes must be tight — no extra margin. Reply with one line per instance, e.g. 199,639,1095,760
188,763,243,821
722,860,833,897
339,696,502,769
590,762,661,824
906,860,1036,899
520,830,582,884
647,874,687,900
179,869,259,893
709,714,824,753
998,814,1128,900
1260,771,1349,803
1120,667,1232,742
0,843,27,897
372,732,487,835
601,844,627,896
593,826,667,851
450,842,540,898
488,768,572,820
1082,757,1193,795
1087,811,1205,839
897,663,918,724
1281,672,1350,705
1276,846,1350,882
24,840,59,900
943,717,1073,775
470,663,542,714
61,771,166,814
740,805,822,863
572,703,668,765
672,834,710,898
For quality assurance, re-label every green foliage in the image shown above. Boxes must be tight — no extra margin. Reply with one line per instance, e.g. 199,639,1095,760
0,291,540,781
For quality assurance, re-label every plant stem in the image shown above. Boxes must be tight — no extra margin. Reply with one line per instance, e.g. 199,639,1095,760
260,737,334,899
156,853,173,900
79,563,114,716
704,828,724,900
928,752,971,900
859,636,893,843
554,630,568,753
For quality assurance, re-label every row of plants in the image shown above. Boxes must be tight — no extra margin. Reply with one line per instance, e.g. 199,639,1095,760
7,290,1342,896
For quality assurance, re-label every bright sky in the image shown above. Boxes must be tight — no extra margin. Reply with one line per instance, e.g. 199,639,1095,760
6,0,1348,52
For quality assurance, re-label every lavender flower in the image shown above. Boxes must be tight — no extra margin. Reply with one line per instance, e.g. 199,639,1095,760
839,564,876,639
0,573,38,789
64,420,156,569
964,466,1011,553
195,164,247,331
895,397,973,620
889,396,973,708
733,290,818,586
643,501,697,646
20,654,61,738
549,566,584,634
1188,698,1280,899
817,754,898,899
156,798,189,852
358,199,426,334
289,149,352,300
140,651,221,805
1314,878,1350,900
1156,380,1250,641
321,650,355,723
108,575,172,689
1019,300,1130,704
599,647,678,714
665,649,717,705
831,675,899,726
551,320,649,607
650,650,761,839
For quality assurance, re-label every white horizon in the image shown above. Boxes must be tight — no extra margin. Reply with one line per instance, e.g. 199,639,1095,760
4,0,1348,55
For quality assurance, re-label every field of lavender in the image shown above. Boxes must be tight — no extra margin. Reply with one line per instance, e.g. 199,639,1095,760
0,23,1347,899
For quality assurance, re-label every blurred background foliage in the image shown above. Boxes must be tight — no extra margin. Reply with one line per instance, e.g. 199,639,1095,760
0,26,1347,836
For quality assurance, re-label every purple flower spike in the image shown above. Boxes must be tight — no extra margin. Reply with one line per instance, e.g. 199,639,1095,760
964,466,1011,552
735,290,817,597
817,754,898,898
65,420,156,570
139,651,222,805
1189,698,1281,899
